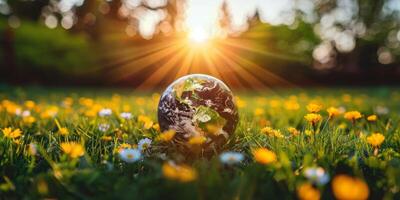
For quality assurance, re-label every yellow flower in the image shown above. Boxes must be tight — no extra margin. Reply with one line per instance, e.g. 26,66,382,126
287,127,300,136
162,162,197,182
344,111,362,122
79,98,94,107
84,109,97,117
327,107,340,118
297,183,320,200
40,106,58,119
24,100,36,109
253,148,277,165
305,130,313,136
304,113,322,125
2,127,22,139
62,97,74,107
306,103,322,113
60,142,84,158
152,123,160,132
261,126,274,135
236,98,246,108
188,136,207,145
254,108,265,116
284,100,300,110
138,115,153,129
58,127,69,136
158,129,176,142
367,115,377,122
332,175,369,200
367,133,385,147
338,123,347,129
261,127,283,138
101,135,112,141
23,116,36,125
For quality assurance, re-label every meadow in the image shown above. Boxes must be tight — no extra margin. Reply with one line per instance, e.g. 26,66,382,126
0,86,399,199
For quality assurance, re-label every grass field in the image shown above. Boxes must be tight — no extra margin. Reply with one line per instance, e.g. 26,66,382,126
0,86,399,199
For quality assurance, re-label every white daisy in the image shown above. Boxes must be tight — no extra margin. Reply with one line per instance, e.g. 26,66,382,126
138,138,152,151
120,112,132,120
375,105,389,115
303,167,330,185
98,108,112,117
119,148,141,163
22,110,31,117
219,151,244,165
98,123,110,132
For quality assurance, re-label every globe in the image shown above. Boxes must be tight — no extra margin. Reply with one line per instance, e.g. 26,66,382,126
157,74,239,152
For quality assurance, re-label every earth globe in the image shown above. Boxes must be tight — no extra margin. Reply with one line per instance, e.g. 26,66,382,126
157,74,239,153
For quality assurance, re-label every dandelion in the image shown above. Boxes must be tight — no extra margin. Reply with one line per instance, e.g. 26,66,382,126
188,136,207,145
101,135,112,141
62,97,74,108
367,115,377,122
253,108,264,116
162,162,197,182
152,123,160,132
23,116,36,125
138,138,152,151
304,113,322,125
236,98,246,108
284,100,300,110
99,108,112,117
332,175,369,200
219,151,244,165
287,127,300,136
306,103,322,113
367,132,385,155
119,112,132,120
297,183,320,200
367,133,385,147
326,106,340,118
261,127,284,138
119,148,141,163
305,130,313,136
303,167,330,185
98,123,110,132
253,148,277,165
2,127,22,139
24,100,36,109
138,115,153,129
40,106,58,119
344,111,362,123
58,127,69,136
60,142,84,158
158,129,176,142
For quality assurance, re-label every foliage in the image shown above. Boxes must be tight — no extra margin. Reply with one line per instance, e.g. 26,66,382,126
0,19,96,75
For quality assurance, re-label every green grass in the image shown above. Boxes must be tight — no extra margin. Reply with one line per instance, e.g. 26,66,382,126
0,86,399,199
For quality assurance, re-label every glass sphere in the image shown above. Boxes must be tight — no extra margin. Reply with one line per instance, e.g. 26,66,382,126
157,74,239,151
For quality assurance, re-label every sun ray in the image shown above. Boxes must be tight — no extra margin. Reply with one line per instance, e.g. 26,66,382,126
137,46,187,89
213,48,267,89
109,42,186,82
219,45,295,87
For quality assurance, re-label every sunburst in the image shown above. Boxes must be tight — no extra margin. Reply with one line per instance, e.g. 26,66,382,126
98,23,303,91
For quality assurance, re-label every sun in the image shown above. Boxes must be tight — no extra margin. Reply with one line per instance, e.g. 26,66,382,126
188,27,210,44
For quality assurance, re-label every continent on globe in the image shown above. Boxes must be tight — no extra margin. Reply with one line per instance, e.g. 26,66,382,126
157,74,239,153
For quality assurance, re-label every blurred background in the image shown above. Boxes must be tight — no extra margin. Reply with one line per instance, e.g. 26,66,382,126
1,0,400,89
